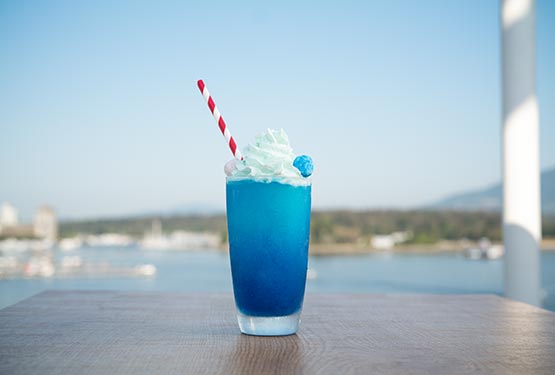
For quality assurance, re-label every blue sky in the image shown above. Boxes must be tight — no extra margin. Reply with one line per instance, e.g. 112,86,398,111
1,0,554,219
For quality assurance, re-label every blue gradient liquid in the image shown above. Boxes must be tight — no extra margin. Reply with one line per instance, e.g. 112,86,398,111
226,179,311,317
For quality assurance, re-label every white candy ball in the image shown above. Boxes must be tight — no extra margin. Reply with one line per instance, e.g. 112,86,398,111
224,159,238,176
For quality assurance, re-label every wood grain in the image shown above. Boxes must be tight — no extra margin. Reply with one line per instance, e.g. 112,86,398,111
0,291,554,374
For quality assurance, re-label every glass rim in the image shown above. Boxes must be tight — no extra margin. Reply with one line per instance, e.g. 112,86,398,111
226,175,312,186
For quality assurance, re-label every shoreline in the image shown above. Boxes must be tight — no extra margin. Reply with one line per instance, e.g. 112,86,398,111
308,238,555,256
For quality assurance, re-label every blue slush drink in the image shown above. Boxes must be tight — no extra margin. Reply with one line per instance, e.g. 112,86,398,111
224,129,313,336
227,179,311,314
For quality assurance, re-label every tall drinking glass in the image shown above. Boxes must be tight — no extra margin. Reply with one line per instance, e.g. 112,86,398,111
226,177,311,336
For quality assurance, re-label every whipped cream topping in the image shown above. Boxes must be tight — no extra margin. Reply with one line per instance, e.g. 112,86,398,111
225,129,310,185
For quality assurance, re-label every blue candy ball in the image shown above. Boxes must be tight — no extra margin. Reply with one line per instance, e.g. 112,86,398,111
293,155,314,177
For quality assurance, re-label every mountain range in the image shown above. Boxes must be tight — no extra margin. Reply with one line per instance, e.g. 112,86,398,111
429,167,555,215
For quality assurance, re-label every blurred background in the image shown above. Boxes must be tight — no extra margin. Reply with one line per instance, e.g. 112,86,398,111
1,0,554,309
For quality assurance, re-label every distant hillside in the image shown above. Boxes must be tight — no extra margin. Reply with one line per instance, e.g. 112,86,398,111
429,167,555,215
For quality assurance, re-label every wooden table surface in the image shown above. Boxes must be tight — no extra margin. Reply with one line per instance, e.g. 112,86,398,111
0,291,554,375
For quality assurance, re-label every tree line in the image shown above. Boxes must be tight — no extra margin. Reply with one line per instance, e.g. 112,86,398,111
59,210,555,245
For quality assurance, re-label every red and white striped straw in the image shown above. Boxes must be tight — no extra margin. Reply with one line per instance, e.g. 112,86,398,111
197,80,243,160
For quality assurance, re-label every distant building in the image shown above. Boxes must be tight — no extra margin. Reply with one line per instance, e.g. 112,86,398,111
33,206,58,241
0,203,58,240
371,231,412,250
0,202,19,232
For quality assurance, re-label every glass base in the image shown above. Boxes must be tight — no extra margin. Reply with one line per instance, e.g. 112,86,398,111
237,311,301,336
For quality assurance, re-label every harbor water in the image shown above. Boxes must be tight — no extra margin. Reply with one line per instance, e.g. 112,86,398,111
1,246,554,311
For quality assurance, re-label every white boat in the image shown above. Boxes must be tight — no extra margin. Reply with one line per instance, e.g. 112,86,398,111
464,238,504,260
84,233,135,247
58,237,83,251
140,231,220,251
140,220,220,251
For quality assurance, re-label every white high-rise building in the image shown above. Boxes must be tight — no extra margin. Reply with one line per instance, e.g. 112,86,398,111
33,206,58,241
0,202,19,232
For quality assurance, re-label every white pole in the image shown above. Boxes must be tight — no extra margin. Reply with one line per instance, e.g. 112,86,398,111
501,0,541,306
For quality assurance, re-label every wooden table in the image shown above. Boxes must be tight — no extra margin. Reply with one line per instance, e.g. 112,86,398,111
0,291,554,374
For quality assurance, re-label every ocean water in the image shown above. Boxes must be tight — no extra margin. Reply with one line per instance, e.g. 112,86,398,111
1,247,554,311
